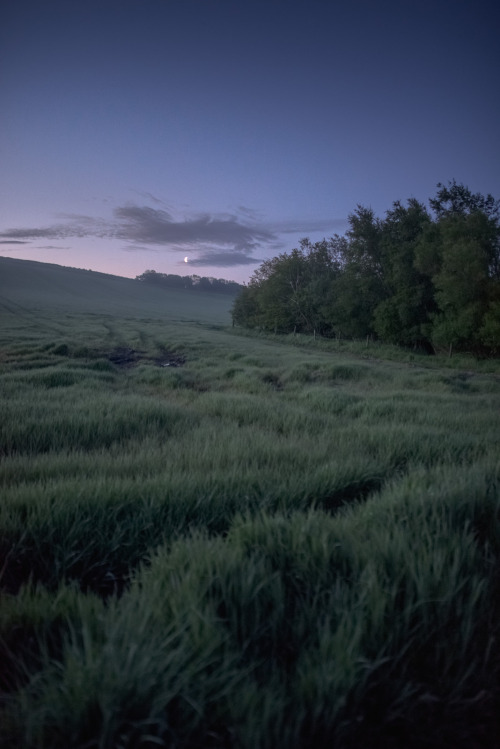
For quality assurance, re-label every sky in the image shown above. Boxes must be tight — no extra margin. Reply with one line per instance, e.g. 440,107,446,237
1,0,499,284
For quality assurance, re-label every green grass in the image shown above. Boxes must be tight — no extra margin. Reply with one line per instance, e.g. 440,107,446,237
1,258,500,747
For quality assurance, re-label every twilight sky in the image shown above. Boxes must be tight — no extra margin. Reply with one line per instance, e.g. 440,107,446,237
1,0,499,283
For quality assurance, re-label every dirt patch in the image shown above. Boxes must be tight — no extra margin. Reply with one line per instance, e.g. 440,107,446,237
155,353,186,368
108,348,144,367
107,347,186,369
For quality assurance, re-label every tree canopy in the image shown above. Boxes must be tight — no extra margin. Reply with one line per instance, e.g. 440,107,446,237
136,270,242,295
232,182,500,356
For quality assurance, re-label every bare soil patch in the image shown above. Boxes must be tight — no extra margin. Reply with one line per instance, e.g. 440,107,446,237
107,347,186,368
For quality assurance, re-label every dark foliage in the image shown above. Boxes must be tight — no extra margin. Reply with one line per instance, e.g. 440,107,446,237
136,270,242,295
232,182,500,356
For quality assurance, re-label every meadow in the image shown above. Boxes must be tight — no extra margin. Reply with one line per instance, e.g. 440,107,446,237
1,257,500,747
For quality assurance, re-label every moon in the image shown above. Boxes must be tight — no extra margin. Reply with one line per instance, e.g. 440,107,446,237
184,256,188,263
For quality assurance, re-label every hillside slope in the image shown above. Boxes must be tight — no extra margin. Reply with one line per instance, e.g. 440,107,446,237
0,256,236,325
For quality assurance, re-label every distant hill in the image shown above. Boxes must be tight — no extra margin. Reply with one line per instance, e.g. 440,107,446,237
136,269,242,295
0,257,237,325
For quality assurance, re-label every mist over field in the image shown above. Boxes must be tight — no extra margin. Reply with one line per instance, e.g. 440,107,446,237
1,257,500,748
0,256,238,323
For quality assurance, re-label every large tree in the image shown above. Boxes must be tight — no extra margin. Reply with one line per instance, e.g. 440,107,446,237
418,182,500,354
430,179,500,223
327,206,385,338
373,198,434,348
232,239,340,334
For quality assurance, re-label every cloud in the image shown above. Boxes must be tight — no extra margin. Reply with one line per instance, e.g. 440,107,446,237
37,245,71,250
236,205,263,221
0,215,110,241
185,250,262,267
0,226,69,240
0,201,347,268
268,217,349,234
131,190,168,206
114,205,274,252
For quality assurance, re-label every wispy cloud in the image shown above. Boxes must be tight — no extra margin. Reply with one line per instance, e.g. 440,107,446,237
0,226,70,240
268,217,348,234
186,250,260,267
0,201,346,267
37,245,71,250
130,190,168,206
114,205,274,251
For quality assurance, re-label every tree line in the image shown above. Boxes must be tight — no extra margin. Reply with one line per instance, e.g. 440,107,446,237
232,181,500,356
136,270,242,295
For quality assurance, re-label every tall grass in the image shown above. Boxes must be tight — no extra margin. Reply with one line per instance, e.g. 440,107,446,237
1,270,500,746
3,464,499,747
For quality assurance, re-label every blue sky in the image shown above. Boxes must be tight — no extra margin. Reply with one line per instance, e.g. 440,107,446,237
1,0,499,283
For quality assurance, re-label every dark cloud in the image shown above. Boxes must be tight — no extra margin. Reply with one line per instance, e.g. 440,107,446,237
0,202,346,268
0,216,109,241
186,250,261,267
114,205,274,252
56,214,113,238
0,226,69,240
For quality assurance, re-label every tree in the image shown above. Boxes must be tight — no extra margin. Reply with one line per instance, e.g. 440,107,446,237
420,183,500,354
328,206,385,338
231,283,260,327
231,181,500,356
293,238,341,335
432,218,494,353
479,300,500,354
430,179,500,222
373,199,434,347
232,240,340,334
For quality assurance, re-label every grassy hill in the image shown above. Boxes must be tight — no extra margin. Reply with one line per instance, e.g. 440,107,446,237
1,257,500,748
0,256,237,324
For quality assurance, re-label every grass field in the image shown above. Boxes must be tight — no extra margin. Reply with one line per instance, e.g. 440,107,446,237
1,257,500,747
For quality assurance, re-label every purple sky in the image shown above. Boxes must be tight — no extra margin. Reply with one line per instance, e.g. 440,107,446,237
1,0,499,283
